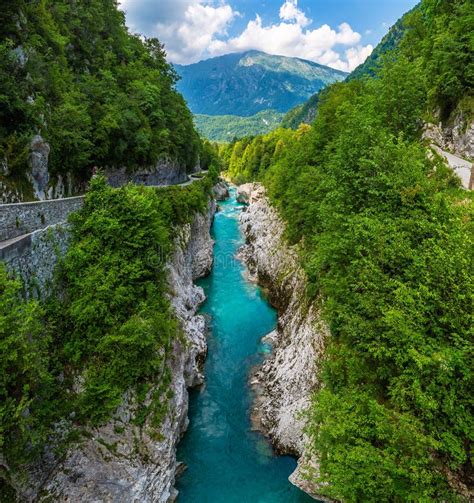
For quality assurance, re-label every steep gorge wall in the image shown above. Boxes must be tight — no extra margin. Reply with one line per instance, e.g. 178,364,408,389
1,134,193,203
9,199,216,503
238,184,329,500
424,115,474,160
104,159,189,188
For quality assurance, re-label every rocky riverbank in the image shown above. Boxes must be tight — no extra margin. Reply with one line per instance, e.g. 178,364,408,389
10,198,217,503
237,183,330,500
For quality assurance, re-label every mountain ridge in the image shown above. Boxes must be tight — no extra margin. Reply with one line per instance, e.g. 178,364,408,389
174,50,347,117
281,7,417,129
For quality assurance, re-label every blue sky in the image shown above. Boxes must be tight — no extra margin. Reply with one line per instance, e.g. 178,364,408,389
228,1,417,47
119,0,418,71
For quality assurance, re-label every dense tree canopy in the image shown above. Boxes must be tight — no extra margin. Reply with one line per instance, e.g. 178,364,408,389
0,0,200,189
222,0,473,499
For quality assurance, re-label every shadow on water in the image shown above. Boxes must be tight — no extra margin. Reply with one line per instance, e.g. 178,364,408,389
176,188,316,503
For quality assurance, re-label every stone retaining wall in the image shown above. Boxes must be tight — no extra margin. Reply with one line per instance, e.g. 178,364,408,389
1,224,70,298
0,196,84,242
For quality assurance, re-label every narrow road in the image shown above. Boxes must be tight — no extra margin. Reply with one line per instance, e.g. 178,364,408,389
0,171,208,255
432,145,473,189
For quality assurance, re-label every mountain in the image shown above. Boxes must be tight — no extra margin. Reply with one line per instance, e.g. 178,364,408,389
282,7,416,129
175,51,347,117
194,110,285,142
281,92,320,130
347,5,417,81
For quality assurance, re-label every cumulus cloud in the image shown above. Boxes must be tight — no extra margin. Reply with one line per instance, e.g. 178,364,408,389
279,0,311,27
119,0,372,71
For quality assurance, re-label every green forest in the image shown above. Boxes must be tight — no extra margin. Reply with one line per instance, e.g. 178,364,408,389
194,110,285,143
0,171,219,488
0,0,223,495
0,0,200,196
221,0,473,500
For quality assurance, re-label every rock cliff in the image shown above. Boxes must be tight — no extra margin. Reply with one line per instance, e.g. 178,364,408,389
238,183,330,500
105,159,188,188
11,200,216,502
212,181,229,201
424,114,474,160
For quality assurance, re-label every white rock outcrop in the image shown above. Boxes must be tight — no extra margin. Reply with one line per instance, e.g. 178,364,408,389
18,201,216,503
238,184,330,500
423,116,474,160
212,181,229,201
236,183,254,203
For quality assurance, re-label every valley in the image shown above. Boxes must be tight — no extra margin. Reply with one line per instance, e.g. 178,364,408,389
0,0,472,502
175,51,347,142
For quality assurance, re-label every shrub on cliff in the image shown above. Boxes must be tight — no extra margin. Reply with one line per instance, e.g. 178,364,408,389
0,173,214,479
0,264,52,465
49,175,212,424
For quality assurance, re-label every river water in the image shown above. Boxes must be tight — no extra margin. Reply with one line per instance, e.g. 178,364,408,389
176,189,314,502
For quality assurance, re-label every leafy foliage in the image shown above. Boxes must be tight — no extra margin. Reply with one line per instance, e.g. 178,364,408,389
280,92,321,130
0,1,200,186
0,173,216,476
220,0,473,499
0,265,51,464
195,110,284,142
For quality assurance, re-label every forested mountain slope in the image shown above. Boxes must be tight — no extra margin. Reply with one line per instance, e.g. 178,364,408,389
282,5,417,129
347,5,418,81
175,51,347,143
194,110,285,143
0,0,200,201
175,51,347,117
221,0,473,500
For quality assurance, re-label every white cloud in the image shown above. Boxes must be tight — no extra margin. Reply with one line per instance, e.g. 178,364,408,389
155,3,236,63
119,0,373,71
279,0,311,28
208,13,371,72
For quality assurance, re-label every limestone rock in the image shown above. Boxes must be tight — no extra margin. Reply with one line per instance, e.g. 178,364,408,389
29,135,50,200
1,157,9,176
12,198,217,502
213,181,229,201
423,116,474,160
105,159,188,188
238,183,330,501
236,183,255,203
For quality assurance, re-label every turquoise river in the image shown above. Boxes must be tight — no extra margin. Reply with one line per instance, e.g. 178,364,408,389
177,189,315,502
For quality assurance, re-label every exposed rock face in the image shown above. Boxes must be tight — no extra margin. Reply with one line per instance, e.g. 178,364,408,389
424,116,474,160
236,183,255,203
213,181,229,201
29,135,50,200
105,159,188,188
11,200,216,502
238,184,329,500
